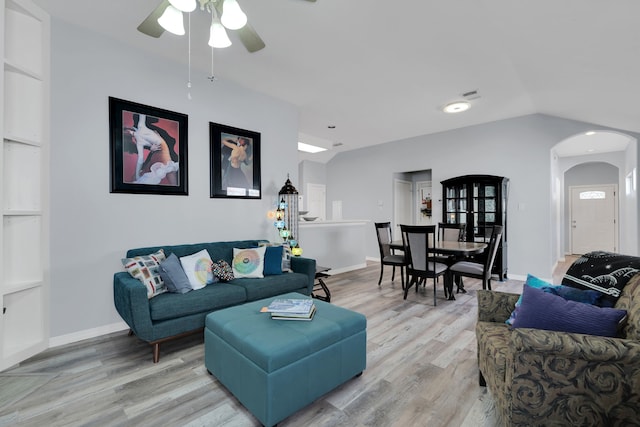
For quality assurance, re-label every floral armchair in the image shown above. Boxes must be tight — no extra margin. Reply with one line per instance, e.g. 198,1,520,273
476,272,640,426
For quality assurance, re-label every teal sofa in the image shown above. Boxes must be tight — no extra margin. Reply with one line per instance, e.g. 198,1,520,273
113,240,316,362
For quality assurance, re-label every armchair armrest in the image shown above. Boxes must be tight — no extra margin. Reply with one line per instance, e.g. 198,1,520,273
290,256,317,294
511,327,640,362
113,272,154,340
477,289,519,323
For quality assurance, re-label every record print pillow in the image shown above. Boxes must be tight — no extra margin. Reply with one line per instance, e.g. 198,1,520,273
179,249,214,290
232,246,266,278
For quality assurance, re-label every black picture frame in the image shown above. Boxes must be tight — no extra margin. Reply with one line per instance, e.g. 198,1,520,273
209,122,261,199
109,97,188,195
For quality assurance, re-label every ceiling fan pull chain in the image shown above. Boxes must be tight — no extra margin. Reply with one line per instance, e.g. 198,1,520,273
187,11,192,100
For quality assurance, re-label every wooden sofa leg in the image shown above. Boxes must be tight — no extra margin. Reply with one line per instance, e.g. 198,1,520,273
128,329,134,336
479,370,486,387
152,343,160,363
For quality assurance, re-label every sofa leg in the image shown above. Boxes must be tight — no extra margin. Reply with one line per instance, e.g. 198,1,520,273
128,329,134,337
479,370,486,387
152,343,160,363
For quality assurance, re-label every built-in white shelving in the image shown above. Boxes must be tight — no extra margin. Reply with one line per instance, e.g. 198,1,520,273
1,0,49,371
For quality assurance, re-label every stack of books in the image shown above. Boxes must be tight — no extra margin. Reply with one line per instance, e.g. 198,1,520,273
262,298,316,321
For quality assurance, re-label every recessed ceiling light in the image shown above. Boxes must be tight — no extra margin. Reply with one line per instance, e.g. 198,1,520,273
585,131,596,136
443,101,470,113
298,142,327,153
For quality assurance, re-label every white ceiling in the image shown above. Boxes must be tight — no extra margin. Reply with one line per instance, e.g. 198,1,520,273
32,0,640,162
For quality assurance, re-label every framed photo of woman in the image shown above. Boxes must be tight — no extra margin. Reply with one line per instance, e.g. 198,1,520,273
209,122,261,199
109,97,188,195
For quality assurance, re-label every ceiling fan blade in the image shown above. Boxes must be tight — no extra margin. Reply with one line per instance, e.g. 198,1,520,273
236,23,266,53
137,0,170,38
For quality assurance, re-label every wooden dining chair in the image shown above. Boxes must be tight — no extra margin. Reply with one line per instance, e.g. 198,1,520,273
374,222,408,288
449,225,503,290
436,223,467,291
400,225,449,305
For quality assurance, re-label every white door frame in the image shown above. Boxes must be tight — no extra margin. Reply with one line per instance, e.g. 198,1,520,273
393,179,413,238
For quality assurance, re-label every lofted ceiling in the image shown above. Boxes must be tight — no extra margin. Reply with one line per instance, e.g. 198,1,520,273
32,0,640,162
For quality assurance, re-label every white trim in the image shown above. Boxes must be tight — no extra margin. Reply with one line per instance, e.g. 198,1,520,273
49,321,129,348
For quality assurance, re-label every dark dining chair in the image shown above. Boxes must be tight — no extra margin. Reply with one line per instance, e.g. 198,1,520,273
436,222,467,292
374,222,408,288
449,225,503,290
400,225,449,305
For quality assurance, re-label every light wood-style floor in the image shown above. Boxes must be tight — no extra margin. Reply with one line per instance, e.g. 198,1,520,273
0,260,573,427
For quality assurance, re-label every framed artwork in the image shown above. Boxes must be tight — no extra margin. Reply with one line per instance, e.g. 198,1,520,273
209,122,261,199
109,97,188,195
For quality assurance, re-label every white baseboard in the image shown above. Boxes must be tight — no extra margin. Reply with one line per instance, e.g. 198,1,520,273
325,263,368,275
49,321,129,348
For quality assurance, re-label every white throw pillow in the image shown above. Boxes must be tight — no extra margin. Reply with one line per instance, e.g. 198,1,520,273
179,249,214,290
232,246,266,278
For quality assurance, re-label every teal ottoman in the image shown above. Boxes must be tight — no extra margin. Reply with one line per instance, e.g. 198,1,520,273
204,292,366,427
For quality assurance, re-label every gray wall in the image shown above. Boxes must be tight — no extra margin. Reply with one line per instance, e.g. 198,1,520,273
323,115,638,279
49,20,299,341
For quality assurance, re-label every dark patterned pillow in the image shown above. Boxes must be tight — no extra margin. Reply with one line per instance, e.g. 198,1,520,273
562,251,640,307
212,260,235,282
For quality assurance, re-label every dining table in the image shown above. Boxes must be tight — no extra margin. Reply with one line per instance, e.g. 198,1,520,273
390,240,487,300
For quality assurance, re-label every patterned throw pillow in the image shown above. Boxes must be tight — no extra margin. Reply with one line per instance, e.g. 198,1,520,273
562,251,640,307
232,246,266,278
212,260,234,282
122,249,167,299
179,249,214,290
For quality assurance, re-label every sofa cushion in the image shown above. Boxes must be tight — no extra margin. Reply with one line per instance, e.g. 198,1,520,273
159,253,193,294
232,246,266,278
507,274,602,325
263,246,283,275
512,285,628,337
562,251,640,307
122,249,167,299
180,249,214,290
212,260,235,281
149,282,247,322
233,272,310,301
127,240,266,266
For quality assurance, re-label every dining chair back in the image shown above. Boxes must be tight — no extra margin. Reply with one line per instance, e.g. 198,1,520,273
438,223,466,242
374,222,407,288
400,224,449,305
449,225,503,290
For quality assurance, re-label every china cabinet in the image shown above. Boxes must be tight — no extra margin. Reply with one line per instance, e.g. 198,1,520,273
441,175,508,279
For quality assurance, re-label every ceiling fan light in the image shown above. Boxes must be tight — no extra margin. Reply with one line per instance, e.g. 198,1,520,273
209,21,232,48
168,0,196,12
157,5,185,35
221,0,247,30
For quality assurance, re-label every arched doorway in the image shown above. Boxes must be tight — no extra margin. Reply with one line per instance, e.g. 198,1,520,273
551,131,638,262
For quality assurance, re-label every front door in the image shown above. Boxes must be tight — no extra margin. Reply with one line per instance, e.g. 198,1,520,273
570,184,617,254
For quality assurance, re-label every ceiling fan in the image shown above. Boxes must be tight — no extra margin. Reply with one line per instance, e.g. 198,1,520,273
137,0,316,53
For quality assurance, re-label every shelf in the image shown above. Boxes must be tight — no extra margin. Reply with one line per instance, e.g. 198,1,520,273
4,59,43,81
3,210,43,216
3,70,44,144
2,279,42,294
2,141,41,212
2,216,42,285
2,286,45,359
4,4,44,76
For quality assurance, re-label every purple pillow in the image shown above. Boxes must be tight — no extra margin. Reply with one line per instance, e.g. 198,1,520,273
512,285,627,337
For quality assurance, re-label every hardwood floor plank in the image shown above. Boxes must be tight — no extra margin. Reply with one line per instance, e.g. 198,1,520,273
1,260,572,427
